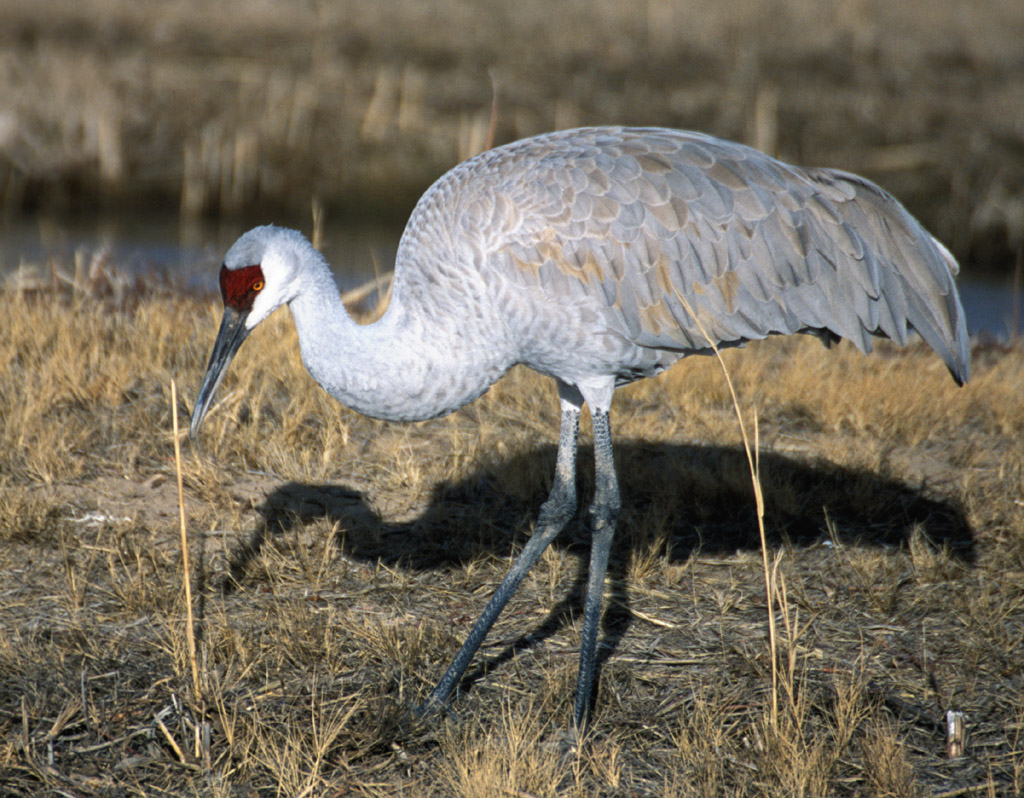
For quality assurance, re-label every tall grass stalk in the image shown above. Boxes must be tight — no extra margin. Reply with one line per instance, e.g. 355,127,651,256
675,300,778,730
171,379,202,704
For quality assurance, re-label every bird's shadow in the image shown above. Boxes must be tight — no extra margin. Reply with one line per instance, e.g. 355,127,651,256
221,441,973,706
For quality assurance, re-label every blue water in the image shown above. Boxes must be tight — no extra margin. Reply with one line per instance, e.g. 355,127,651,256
957,279,1022,340
1,215,1019,340
0,214,400,295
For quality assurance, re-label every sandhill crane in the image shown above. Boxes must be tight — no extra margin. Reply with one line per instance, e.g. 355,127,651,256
189,126,970,734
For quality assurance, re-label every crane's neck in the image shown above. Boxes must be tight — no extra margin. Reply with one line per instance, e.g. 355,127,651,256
286,253,508,422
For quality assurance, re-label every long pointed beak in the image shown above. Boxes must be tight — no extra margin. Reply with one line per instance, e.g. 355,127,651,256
190,307,251,439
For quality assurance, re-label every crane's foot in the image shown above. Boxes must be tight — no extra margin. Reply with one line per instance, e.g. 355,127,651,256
411,693,456,722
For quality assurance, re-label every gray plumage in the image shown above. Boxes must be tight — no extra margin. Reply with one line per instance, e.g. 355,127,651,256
404,126,967,388
190,126,970,734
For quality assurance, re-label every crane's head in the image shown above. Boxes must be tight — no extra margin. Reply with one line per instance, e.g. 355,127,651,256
189,225,303,439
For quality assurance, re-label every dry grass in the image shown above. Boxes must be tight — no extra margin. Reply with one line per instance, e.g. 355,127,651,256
3,268,1024,796
1,0,1023,271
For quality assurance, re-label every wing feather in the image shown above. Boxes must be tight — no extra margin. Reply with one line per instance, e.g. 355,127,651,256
448,127,968,383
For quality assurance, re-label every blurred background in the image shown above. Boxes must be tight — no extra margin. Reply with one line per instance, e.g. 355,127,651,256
1,0,1022,333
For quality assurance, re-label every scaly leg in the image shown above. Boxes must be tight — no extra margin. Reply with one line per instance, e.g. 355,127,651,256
417,389,581,716
573,407,620,735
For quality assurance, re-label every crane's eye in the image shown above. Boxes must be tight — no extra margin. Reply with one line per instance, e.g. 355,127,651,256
252,280,264,292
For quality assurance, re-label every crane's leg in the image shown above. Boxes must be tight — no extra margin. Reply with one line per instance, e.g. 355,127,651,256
573,407,620,735
417,388,581,717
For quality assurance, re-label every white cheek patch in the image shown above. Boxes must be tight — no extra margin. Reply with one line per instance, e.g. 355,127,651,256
246,294,272,329
245,250,291,328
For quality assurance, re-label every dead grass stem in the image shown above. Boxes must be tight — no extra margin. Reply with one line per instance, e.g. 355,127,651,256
678,292,784,734
171,379,202,705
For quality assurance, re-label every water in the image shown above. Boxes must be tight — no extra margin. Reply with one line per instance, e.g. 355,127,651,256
0,213,401,297
957,277,1022,341
1,214,1020,340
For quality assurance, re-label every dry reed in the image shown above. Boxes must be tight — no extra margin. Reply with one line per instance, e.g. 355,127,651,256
1,0,1023,273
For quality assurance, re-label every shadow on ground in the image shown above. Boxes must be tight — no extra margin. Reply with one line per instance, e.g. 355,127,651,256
221,441,972,705
227,441,972,574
